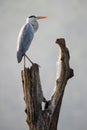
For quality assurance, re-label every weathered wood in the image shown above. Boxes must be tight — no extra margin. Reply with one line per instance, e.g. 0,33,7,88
21,64,46,130
21,38,74,130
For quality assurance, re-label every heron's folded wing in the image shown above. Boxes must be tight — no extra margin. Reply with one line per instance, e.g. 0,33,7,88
17,23,34,54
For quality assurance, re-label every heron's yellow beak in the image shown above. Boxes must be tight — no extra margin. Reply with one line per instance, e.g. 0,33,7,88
36,16,48,20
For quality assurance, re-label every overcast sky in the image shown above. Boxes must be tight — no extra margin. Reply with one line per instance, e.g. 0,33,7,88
0,0,87,130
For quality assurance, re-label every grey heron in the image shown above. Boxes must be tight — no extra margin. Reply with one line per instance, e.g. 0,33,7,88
17,15,47,68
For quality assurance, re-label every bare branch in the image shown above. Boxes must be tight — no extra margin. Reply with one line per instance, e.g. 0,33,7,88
48,38,74,129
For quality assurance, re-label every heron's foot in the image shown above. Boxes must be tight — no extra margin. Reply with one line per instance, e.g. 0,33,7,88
25,54,41,68
25,54,34,65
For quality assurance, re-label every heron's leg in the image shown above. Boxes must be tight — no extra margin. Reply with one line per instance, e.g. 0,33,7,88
25,54,34,65
24,55,25,69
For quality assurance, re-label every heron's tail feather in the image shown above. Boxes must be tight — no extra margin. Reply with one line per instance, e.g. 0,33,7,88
17,51,23,63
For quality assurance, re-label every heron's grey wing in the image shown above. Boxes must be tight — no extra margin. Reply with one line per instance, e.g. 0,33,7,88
17,23,34,54
17,23,34,62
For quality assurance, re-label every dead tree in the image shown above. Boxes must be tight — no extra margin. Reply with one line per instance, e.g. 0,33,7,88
21,38,74,130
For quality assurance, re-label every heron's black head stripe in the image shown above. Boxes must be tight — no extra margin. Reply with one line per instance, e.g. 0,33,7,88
29,15,36,18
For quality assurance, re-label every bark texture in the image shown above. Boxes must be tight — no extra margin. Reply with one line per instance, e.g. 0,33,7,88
21,38,74,130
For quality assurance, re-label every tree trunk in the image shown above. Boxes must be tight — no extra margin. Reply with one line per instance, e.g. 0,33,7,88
21,38,74,130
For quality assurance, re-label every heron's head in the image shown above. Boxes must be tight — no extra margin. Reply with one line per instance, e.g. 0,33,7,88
29,15,48,19
27,15,48,32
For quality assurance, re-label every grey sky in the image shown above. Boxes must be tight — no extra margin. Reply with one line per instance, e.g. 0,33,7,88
0,0,87,130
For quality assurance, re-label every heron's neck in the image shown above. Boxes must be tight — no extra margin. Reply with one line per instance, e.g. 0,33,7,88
30,20,39,32
26,18,39,32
